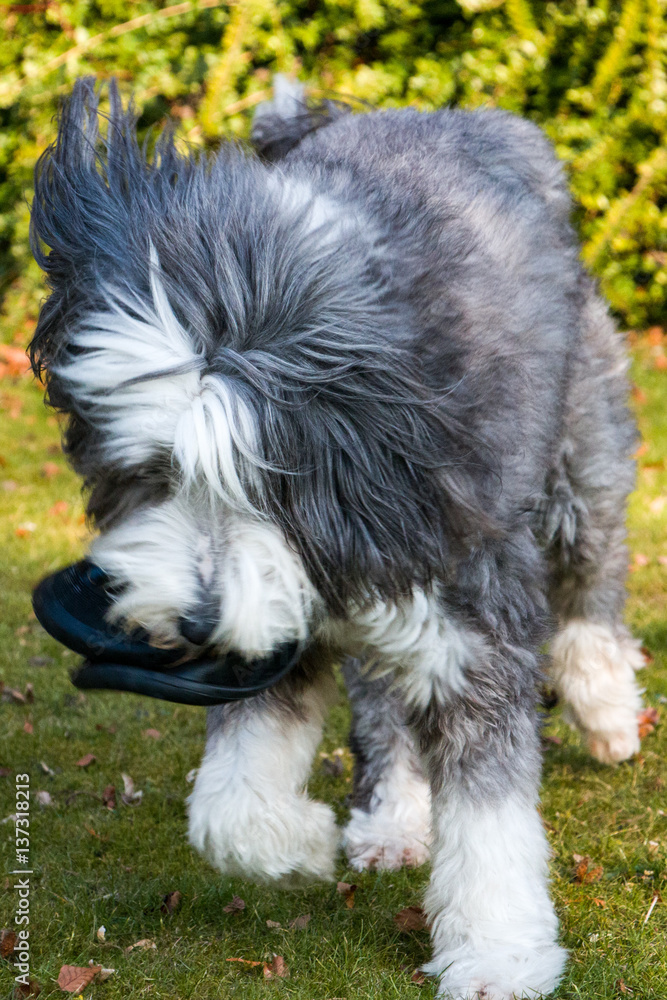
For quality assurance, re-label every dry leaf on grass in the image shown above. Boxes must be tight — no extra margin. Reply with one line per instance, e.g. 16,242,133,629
161,890,182,915
13,977,41,997
142,728,161,740
125,939,156,954
593,898,606,908
1,928,17,959
263,955,289,979
289,913,311,930
3,688,26,704
226,957,263,967
222,895,245,915
638,707,660,739
394,905,428,933
0,345,30,379
23,721,33,735
75,753,96,768
57,964,101,992
266,919,282,929
102,785,116,810
617,981,633,995
573,855,603,883
96,926,106,942
336,881,358,908
48,500,69,517
411,970,426,985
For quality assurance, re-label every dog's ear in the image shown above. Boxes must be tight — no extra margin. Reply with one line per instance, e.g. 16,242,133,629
29,78,170,382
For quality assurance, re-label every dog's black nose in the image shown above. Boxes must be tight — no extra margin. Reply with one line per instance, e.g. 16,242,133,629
178,615,216,646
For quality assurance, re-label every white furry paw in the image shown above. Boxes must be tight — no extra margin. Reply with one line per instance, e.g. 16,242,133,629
551,620,644,764
188,782,339,883
343,804,430,870
587,723,640,765
428,942,567,999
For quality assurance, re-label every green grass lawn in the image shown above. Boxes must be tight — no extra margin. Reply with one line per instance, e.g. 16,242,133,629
1,330,667,1000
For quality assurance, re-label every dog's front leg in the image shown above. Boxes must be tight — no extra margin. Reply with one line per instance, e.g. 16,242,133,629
188,663,339,883
406,641,567,1000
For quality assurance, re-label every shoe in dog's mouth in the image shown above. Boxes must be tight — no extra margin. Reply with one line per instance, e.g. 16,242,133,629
32,560,301,705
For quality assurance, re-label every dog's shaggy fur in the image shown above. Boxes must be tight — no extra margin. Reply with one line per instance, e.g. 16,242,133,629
30,77,644,998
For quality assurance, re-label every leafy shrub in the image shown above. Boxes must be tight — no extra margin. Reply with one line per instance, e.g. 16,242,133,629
2,0,667,332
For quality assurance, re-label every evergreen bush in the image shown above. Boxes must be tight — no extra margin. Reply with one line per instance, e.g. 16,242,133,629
2,0,666,331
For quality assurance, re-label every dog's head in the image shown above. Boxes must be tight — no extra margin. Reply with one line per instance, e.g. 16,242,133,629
30,79,492,659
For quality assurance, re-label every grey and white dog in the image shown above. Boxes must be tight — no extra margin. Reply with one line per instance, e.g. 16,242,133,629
30,77,644,999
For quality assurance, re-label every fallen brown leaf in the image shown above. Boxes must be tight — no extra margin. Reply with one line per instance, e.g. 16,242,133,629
226,957,263,967
289,913,311,930
394,905,428,933
1,928,17,959
75,753,96,768
3,689,26,705
57,964,101,993
48,501,69,517
13,977,41,997
263,955,289,979
638,707,660,740
125,939,156,954
160,890,182,915
266,920,282,929
336,881,358,908
617,980,633,995
630,552,649,572
0,345,30,379
142,728,161,740
23,721,33,735
102,785,116,810
222,895,245,915
573,855,603,883
593,898,606,908
411,970,426,985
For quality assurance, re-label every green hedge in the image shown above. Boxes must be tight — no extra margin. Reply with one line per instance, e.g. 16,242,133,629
2,0,667,332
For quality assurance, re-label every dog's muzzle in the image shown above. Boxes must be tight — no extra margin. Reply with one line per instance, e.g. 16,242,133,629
32,561,301,706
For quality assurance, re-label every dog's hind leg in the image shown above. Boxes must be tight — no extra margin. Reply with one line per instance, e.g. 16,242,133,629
403,599,566,999
545,283,644,764
187,657,339,883
341,657,431,871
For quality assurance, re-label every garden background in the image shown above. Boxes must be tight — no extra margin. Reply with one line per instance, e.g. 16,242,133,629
2,1,667,997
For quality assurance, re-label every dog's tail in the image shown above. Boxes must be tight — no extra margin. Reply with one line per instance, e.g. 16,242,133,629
251,75,349,161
